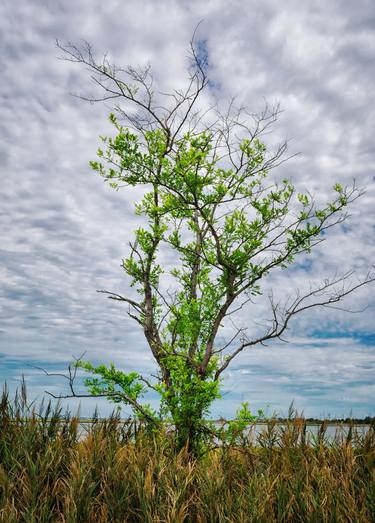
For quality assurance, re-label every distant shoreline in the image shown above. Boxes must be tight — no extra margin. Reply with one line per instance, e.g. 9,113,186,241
76,418,374,425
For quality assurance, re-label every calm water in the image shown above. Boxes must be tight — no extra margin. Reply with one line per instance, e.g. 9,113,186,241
77,421,372,443
238,423,371,443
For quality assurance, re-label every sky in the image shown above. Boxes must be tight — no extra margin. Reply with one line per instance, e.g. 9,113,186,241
1,0,374,419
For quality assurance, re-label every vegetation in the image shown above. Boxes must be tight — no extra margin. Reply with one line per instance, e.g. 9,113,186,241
1,384,374,522
47,35,375,455
293,416,375,425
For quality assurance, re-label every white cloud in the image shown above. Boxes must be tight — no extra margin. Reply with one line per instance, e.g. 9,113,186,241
0,0,374,418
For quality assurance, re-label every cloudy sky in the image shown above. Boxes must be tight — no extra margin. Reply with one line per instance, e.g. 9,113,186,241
1,0,374,419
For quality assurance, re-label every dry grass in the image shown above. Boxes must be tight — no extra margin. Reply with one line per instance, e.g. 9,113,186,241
0,385,374,522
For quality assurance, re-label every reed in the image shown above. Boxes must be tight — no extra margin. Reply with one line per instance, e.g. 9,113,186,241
0,384,373,522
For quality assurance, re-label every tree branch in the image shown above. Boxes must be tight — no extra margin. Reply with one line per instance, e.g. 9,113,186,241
214,270,375,379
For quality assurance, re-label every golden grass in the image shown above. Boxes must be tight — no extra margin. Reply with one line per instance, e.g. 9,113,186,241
0,386,374,522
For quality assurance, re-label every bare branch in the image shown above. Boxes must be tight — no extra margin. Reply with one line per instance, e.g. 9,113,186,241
35,356,159,426
97,290,144,312
215,270,375,379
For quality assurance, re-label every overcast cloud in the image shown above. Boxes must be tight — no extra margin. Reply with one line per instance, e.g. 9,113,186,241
0,0,374,418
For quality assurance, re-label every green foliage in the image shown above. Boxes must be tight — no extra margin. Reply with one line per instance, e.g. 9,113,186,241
77,360,145,403
219,402,265,445
80,110,359,452
76,360,159,425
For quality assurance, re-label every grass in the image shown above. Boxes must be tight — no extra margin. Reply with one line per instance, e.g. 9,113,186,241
0,383,374,522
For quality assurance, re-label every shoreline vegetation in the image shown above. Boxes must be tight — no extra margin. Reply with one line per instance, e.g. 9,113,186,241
0,385,374,522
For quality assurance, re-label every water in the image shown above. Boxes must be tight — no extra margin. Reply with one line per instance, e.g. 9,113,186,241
76,421,372,443
241,423,370,443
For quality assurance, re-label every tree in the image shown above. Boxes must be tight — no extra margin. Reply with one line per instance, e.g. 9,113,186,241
48,34,374,453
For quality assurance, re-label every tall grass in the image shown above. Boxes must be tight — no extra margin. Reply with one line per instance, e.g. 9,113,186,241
0,384,374,522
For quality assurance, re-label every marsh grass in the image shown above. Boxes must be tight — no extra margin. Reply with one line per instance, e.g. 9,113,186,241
0,384,374,522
